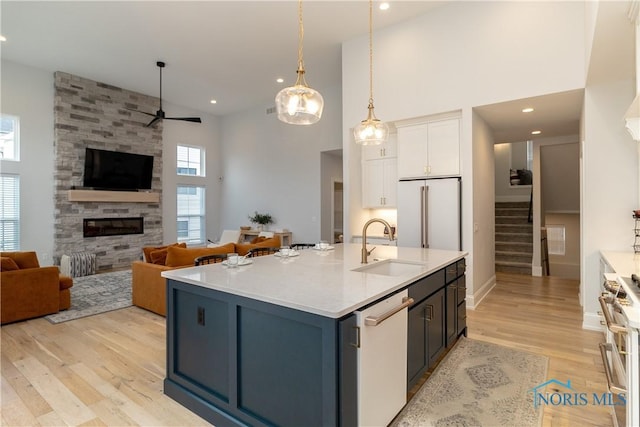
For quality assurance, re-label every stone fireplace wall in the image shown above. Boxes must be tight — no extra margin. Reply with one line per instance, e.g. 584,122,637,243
54,72,163,271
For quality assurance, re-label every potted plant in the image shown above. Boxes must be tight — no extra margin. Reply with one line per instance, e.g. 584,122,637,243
248,211,274,231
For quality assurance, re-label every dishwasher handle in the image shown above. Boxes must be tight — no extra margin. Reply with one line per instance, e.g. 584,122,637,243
365,297,414,326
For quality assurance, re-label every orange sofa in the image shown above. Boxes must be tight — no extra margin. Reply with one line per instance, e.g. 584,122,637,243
1,251,73,324
132,237,281,316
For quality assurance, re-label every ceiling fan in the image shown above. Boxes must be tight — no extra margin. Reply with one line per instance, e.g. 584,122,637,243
131,61,202,128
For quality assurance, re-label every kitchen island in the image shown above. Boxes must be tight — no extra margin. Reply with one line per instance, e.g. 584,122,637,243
162,243,467,426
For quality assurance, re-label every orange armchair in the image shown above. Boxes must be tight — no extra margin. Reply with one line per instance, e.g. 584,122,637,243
1,251,73,324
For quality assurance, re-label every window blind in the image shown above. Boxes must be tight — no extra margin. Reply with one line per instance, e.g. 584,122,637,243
0,174,20,250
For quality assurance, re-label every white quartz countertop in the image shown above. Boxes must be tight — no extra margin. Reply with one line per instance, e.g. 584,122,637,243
162,243,467,318
600,250,640,276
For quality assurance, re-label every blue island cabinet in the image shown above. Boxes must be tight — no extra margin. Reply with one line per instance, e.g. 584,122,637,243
163,279,358,427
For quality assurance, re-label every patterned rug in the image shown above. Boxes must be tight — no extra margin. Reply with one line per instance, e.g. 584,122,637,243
392,337,548,427
45,270,132,324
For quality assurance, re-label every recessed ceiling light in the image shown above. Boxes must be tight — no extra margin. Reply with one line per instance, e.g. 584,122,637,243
531,130,541,135
210,99,217,104
276,78,284,84
522,107,534,113
0,35,6,42
379,2,390,11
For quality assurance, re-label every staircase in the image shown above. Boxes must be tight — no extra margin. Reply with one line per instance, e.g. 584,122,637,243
495,201,532,275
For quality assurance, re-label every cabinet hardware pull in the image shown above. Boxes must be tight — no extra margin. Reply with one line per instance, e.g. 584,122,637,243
197,306,205,326
598,296,627,334
426,304,433,322
598,343,627,395
351,326,361,348
365,297,414,326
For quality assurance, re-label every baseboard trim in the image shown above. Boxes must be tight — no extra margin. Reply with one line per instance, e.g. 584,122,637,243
467,274,496,309
532,265,542,277
583,311,605,332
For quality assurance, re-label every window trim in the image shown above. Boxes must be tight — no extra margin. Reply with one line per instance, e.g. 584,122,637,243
0,114,20,162
176,144,205,177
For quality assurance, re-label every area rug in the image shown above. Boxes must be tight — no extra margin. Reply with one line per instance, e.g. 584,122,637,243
45,270,132,324
392,337,548,427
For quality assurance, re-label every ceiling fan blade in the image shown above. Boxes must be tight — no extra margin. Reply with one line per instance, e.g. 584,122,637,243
164,117,202,123
126,107,158,118
146,116,162,128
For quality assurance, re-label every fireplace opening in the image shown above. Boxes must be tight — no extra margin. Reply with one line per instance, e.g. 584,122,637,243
83,217,144,237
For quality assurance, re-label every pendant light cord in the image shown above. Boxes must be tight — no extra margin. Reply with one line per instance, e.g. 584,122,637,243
368,0,374,106
296,0,308,86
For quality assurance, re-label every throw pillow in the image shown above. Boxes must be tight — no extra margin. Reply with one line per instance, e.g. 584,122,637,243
165,243,236,267
149,248,171,265
142,243,186,263
0,256,20,271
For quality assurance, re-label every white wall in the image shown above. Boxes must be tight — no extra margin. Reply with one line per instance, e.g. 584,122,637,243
342,1,586,302
161,102,221,245
470,110,496,307
1,60,55,264
219,84,342,244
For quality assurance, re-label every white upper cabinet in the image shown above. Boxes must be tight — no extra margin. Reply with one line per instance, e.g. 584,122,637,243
361,133,398,208
362,133,398,161
397,117,460,179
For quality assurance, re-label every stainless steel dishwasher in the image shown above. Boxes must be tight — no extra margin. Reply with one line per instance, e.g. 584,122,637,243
356,289,412,426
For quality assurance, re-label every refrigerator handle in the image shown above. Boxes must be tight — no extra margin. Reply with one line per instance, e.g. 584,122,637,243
421,186,429,248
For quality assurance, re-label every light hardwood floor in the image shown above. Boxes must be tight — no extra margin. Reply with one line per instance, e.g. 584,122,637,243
467,273,612,427
1,273,612,426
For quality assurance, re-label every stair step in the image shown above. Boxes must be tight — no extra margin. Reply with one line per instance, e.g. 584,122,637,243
495,202,530,208
495,208,530,217
495,251,532,263
495,232,533,243
495,215,532,224
495,241,533,252
496,224,533,233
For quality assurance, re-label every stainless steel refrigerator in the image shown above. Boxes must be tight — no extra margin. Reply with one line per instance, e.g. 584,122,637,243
397,177,461,250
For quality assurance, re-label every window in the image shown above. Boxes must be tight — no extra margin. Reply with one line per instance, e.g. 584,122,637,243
0,174,20,250
177,145,205,176
177,185,205,244
546,225,565,256
0,115,19,161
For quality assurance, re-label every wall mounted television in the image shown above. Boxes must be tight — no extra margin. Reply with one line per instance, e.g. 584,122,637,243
83,148,154,191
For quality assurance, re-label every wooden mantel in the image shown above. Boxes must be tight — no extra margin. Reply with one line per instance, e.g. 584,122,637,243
68,189,160,203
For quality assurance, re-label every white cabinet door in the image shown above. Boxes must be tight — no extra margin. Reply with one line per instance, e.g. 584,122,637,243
427,118,460,177
397,125,428,178
362,133,398,160
362,158,397,208
397,117,460,179
383,159,398,207
363,159,384,207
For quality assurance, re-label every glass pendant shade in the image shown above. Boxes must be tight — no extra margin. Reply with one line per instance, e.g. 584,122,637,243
275,71,324,125
275,0,324,125
354,101,389,145
354,0,388,145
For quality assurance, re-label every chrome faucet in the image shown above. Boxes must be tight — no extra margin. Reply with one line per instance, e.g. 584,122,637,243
361,218,395,264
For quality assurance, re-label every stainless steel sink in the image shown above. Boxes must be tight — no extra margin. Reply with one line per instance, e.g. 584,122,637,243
352,259,425,277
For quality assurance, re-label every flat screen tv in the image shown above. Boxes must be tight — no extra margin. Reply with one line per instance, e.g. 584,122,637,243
83,148,154,191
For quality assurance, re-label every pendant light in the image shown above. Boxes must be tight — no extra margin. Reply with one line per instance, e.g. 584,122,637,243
275,0,324,125
354,0,388,145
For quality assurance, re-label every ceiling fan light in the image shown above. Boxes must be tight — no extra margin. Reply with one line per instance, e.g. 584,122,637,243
276,83,324,125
